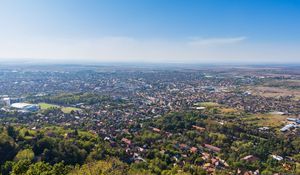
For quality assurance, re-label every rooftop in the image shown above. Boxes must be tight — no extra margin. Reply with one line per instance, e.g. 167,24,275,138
11,103,35,109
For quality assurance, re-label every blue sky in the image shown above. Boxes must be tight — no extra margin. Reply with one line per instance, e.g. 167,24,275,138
0,0,299,63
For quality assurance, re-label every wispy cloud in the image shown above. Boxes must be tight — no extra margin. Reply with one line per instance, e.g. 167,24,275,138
188,36,247,46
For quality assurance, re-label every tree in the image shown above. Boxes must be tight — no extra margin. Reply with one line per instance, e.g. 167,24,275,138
68,158,128,175
51,162,70,175
6,126,17,139
15,149,35,162
0,134,16,164
11,159,31,175
57,141,87,165
26,162,52,175
1,161,14,175
295,163,300,175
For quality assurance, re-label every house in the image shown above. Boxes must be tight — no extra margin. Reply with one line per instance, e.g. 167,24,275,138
179,143,189,150
271,155,283,161
258,126,269,131
104,137,110,141
280,124,295,132
190,147,198,153
242,155,259,162
196,106,206,110
192,125,206,132
204,144,221,152
287,118,297,122
152,127,161,133
201,152,210,160
121,138,132,145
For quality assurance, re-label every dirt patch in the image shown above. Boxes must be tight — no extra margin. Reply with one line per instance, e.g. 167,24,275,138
249,86,300,99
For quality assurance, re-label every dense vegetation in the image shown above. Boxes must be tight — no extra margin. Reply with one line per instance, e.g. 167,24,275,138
1,110,300,174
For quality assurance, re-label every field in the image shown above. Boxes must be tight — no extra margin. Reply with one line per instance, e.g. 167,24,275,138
220,107,239,114
263,79,300,89
242,113,288,128
38,103,81,113
61,107,81,113
248,84,300,100
194,102,220,107
39,103,60,109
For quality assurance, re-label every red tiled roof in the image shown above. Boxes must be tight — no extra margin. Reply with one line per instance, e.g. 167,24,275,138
121,138,132,145
204,144,221,152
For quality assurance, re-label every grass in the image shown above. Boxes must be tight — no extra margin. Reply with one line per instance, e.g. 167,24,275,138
220,108,238,113
61,107,81,113
39,103,60,110
194,102,220,107
242,114,288,128
38,103,81,113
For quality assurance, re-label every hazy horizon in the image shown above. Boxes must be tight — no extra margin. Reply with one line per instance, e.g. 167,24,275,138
0,58,300,66
0,0,299,63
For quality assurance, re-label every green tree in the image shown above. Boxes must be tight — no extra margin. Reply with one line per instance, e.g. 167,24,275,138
51,162,70,175
68,158,128,175
296,163,300,175
11,159,31,175
1,161,14,175
26,162,52,175
6,126,17,139
15,149,35,162
0,134,16,164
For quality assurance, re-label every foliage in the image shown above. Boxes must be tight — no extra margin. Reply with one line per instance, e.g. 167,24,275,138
14,149,35,162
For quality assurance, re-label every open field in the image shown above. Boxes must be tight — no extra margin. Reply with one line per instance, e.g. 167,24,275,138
248,86,300,100
61,107,81,113
39,103,60,109
263,80,300,89
242,113,289,128
38,103,81,113
194,102,220,107
219,107,239,114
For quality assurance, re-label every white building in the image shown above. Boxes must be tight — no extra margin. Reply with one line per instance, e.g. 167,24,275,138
10,103,39,112
1,97,11,106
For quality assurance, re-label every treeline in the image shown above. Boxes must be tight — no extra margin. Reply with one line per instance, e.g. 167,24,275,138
29,93,111,105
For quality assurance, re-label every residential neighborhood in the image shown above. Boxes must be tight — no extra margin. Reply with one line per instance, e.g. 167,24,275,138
0,64,299,174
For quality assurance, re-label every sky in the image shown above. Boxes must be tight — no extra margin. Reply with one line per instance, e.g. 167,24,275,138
0,0,299,64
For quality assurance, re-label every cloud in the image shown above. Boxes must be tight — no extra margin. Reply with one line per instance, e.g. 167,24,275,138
188,36,247,46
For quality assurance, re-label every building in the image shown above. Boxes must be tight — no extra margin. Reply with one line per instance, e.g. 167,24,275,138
196,106,206,110
204,144,221,152
121,138,132,145
271,155,283,161
1,97,10,106
280,123,295,132
287,118,297,122
192,125,206,132
242,155,259,162
10,103,40,112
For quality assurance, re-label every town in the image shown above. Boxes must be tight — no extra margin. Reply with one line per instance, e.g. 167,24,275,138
0,64,299,174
